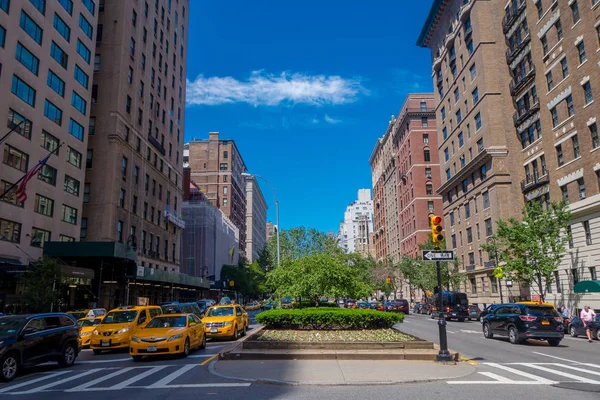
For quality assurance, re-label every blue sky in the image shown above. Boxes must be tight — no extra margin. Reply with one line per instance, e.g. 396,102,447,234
184,0,434,233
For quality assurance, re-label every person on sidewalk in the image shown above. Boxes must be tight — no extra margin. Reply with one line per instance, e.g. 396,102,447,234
561,304,569,318
580,305,597,343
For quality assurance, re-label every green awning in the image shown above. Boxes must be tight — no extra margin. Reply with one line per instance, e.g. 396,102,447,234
574,280,600,294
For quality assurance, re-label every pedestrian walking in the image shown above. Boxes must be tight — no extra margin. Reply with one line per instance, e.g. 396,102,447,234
561,304,569,318
580,305,597,343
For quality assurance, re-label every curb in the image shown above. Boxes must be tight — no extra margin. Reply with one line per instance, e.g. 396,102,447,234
208,359,476,387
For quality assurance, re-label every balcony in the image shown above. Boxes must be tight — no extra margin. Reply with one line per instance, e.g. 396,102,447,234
509,65,535,96
148,133,166,156
502,0,526,33
521,173,549,193
505,34,531,64
513,99,539,126
466,265,476,271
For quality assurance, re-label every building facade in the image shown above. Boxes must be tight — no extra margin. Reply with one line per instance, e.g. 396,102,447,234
244,175,267,262
266,221,275,241
0,0,97,264
338,189,374,255
185,132,247,254
394,94,442,259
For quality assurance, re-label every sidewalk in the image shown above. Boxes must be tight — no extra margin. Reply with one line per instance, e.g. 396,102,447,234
209,359,476,386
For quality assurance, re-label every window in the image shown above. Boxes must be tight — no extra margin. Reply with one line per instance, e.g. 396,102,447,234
134,166,139,183
69,118,84,141
566,95,574,117
555,19,563,41
79,14,93,39
53,13,70,42
546,72,554,91
64,175,80,196
465,201,471,219
485,218,493,237
571,1,580,24
47,70,65,96
74,65,89,89
43,100,62,125
0,219,21,243
583,81,593,105
422,117,428,128
470,64,477,80
41,130,59,153
426,183,433,195
476,138,483,153
30,228,50,248
475,113,481,130
66,147,82,168
126,95,131,113
130,37,136,56
83,183,90,203
551,107,558,127
456,109,462,123
132,195,138,214
458,132,464,147
582,220,592,245
71,91,87,115
11,75,36,107
59,0,73,15
561,57,568,79
590,123,599,149
466,39,473,54
76,39,91,63
7,109,32,139
577,41,586,64
132,9,137,26
38,164,57,185
462,179,468,194
117,221,124,242
454,88,460,103
541,35,548,54
3,144,28,172
442,127,447,140
16,42,39,75
572,135,580,158
94,54,100,71
223,198,228,206
220,163,228,170
80,217,87,238
33,194,54,217
20,11,43,44
446,169,451,180
424,149,431,162
0,25,5,48
50,41,68,69
61,204,77,224
443,148,449,162
561,184,569,204
82,0,96,15
119,189,126,207
578,178,586,199
466,227,473,244
441,107,446,120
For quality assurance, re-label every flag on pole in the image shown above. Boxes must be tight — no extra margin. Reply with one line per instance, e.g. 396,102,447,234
15,153,52,203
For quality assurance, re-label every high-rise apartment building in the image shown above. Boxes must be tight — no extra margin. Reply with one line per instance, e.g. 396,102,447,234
82,0,188,272
244,175,267,262
266,221,275,241
395,95,442,258
337,189,374,255
0,0,97,264
185,132,248,254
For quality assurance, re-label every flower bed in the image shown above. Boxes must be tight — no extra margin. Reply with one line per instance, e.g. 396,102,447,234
255,329,415,342
255,308,404,330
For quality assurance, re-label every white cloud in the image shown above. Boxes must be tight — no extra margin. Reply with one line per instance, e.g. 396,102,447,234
186,70,365,106
324,114,342,124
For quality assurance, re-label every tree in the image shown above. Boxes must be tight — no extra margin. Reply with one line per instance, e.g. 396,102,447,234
221,257,268,301
480,201,571,302
256,246,272,271
266,227,342,263
266,253,372,304
20,257,62,313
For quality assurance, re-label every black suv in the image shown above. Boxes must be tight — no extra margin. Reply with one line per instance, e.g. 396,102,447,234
0,313,80,381
481,303,564,346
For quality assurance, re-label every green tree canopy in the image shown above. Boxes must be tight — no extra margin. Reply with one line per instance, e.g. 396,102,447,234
20,257,62,313
266,226,342,263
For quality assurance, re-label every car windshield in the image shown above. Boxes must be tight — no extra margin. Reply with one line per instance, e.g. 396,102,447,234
102,311,138,324
0,317,26,338
527,306,559,317
162,305,181,314
146,316,186,328
206,307,234,317
77,318,102,327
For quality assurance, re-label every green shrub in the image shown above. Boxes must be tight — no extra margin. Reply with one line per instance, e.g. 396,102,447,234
292,301,339,309
255,308,404,330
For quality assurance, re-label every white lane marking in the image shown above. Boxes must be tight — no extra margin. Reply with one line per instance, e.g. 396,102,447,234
11,369,103,394
65,367,136,392
556,364,600,376
531,352,600,367
477,372,518,383
460,330,479,334
104,366,168,390
486,363,557,384
518,363,600,384
147,364,197,388
0,371,72,393
76,358,132,364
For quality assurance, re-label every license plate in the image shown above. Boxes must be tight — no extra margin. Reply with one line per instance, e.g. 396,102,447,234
147,346,157,352
542,321,550,325
101,341,110,347
452,313,457,316
210,327,218,333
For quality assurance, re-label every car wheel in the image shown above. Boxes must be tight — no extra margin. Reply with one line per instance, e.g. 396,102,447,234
595,329,600,341
199,334,206,350
93,349,102,355
0,352,19,382
232,326,239,340
58,342,77,367
483,322,494,339
508,327,520,344
242,324,247,337
570,326,578,338
132,355,143,362
182,338,190,358
548,339,561,347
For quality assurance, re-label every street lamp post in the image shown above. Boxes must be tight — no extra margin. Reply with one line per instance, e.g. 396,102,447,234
241,173,280,266
487,237,503,303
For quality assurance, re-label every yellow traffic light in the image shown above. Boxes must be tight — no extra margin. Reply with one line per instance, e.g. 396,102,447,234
386,277,391,285
229,280,235,287
430,215,443,249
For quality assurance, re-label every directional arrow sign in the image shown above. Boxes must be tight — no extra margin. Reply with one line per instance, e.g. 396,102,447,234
422,250,455,261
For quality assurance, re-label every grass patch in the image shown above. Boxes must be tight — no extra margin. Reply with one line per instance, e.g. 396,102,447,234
255,308,404,330
256,329,415,342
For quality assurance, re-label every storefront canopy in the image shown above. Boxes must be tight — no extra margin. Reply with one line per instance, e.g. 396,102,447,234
574,280,600,294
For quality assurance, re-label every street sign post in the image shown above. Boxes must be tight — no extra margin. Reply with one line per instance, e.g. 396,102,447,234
421,250,454,261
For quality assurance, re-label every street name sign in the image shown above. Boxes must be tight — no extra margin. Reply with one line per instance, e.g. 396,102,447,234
422,250,454,261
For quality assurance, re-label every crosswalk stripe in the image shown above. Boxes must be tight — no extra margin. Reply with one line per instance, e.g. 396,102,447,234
0,371,72,394
10,369,103,394
486,363,557,384
147,364,197,388
64,367,136,392
477,372,520,383
104,366,168,390
555,364,600,376
161,383,252,388
518,363,600,384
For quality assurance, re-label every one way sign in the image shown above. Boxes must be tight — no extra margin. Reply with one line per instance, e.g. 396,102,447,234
422,250,455,261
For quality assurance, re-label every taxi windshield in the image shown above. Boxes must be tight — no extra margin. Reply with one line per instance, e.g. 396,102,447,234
146,316,186,328
102,311,138,324
206,307,234,317
77,318,102,327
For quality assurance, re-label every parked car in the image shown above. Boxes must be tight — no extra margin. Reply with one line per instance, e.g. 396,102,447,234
202,305,249,340
567,316,600,340
369,302,384,311
244,302,261,311
392,299,410,314
432,291,469,321
0,313,80,381
160,302,204,319
355,301,369,310
481,303,564,346
467,304,482,321
345,300,356,309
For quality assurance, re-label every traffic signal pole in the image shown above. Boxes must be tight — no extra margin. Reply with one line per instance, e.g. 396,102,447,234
436,259,453,362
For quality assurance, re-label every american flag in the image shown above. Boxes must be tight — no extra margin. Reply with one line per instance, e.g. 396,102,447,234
15,153,52,203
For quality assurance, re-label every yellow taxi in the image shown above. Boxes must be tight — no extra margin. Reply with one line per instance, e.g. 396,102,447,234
202,305,249,340
517,301,557,309
90,305,162,354
67,308,106,321
130,313,205,360
77,317,104,348
244,302,260,311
